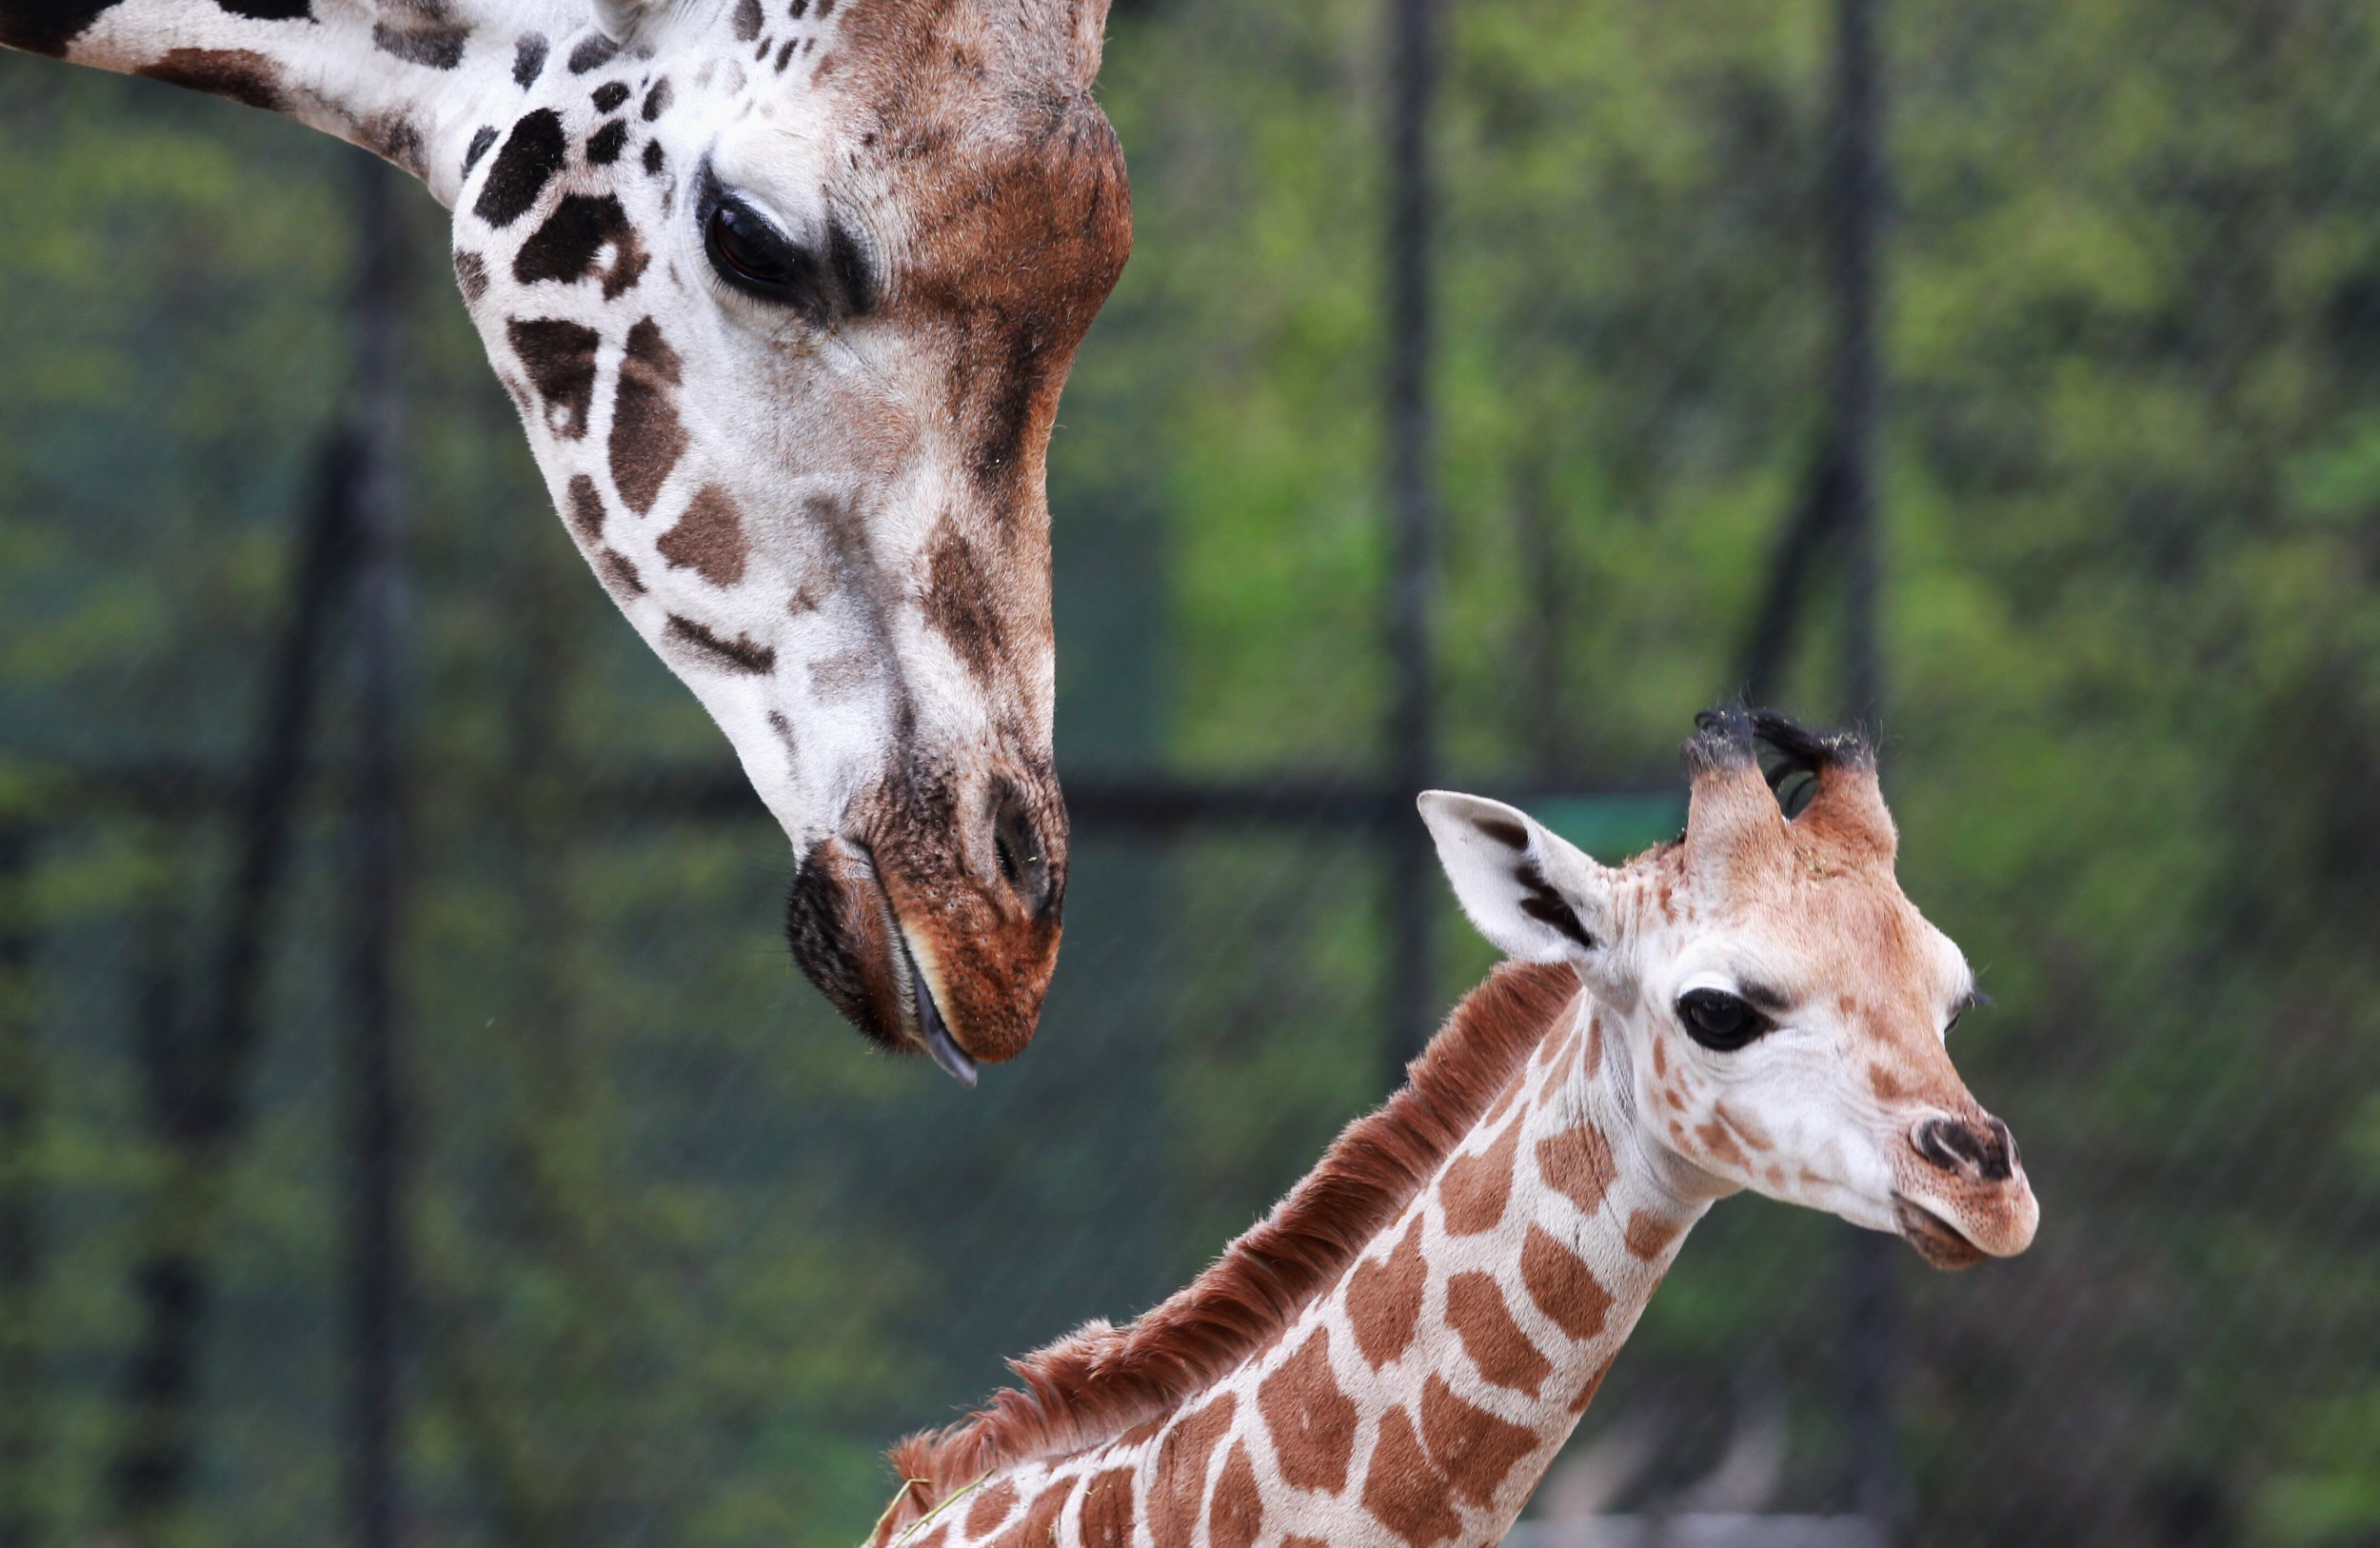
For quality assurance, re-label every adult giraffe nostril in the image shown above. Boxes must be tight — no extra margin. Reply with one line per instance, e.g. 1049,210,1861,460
991,785,1057,919
1914,1115,2016,1182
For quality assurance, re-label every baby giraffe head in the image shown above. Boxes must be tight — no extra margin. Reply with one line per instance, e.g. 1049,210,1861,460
1421,708,2038,1269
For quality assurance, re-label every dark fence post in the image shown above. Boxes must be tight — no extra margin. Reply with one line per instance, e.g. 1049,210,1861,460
1827,0,1902,1536
1384,0,1444,1071
342,151,414,1548
0,824,39,1548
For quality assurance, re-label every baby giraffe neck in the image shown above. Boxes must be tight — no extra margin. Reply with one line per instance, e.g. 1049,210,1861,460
892,992,1710,1548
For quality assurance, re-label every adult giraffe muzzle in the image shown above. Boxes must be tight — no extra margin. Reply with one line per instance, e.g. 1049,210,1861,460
0,0,1134,1080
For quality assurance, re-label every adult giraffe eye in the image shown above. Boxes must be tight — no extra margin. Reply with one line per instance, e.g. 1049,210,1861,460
1676,988,1772,1052
704,195,823,313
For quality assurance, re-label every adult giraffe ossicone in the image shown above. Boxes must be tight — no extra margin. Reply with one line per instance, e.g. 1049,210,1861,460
0,0,1134,1082
867,709,2038,1545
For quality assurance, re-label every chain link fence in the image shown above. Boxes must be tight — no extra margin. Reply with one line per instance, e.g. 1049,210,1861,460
5,1,2380,1545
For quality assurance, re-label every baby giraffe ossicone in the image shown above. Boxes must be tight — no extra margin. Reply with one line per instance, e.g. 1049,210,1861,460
869,709,2040,1548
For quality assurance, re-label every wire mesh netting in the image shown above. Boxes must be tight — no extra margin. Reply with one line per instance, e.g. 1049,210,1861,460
5,1,2380,1545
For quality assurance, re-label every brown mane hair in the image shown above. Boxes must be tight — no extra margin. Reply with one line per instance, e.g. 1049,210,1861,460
878,959,1583,1515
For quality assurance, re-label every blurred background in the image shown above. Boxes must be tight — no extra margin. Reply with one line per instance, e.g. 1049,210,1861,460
5,0,2380,1544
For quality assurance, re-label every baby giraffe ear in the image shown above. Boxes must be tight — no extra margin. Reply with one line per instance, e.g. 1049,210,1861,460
1418,793,1615,965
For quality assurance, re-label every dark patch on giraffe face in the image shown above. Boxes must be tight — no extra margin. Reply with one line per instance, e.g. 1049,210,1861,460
506,319,601,440
357,110,426,179
643,141,666,177
774,37,795,72
511,32,548,87
515,194,648,299
657,485,749,586
609,318,690,514
591,80,630,113
452,249,489,304
730,0,764,38
922,528,1005,685
473,109,566,228
597,548,645,597
370,20,466,69
565,475,606,545
825,216,878,317
566,31,618,74
665,616,775,675
133,49,287,111
462,125,498,179
642,79,672,121
586,119,629,166
218,0,310,17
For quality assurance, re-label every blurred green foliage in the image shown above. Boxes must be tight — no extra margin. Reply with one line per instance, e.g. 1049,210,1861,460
4,0,2380,1545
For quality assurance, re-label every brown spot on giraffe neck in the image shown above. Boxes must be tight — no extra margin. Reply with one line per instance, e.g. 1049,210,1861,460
1441,1119,1522,1236
1258,1328,1357,1492
508,319,601,439
565,475,606,546
1624,1209,1684,1261
1349,1212,1428,1370
1362,1406,1460,1548
371,20,468,69
993,1476,1074,1548
610,318,690,514
1521,1224,1614,1341
1148,1394,1237,1548
964,1479,1019,1537
1537,1122,1619,1217
1420,1372,1541,1508
1079,1468,1135,1546
474,109,566,228
656,485,750,586
1209,1444,1263,1548
1445,1272,1554,1398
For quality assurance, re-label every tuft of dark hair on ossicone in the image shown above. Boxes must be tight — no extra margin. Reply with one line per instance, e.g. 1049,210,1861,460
1687,705,1875,819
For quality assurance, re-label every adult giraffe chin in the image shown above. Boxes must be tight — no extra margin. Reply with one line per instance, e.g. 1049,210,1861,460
0,0,1134,1082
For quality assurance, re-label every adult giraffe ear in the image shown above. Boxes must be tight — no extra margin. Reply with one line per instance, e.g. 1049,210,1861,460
1419,793,1616,967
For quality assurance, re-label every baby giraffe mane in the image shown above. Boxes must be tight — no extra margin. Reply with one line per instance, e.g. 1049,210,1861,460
885,959,1584,1502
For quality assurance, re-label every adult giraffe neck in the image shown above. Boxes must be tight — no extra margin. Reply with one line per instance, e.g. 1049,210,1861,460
874,969,1716,1548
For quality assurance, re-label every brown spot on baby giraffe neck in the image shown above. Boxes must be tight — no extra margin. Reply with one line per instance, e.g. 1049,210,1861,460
1441,1120,1522,1236
135,49,286,110
1149,1395,1237,1548
994,1477,1074,1548
1624,1209,1683,1261
1349,1213,1428,1369
1521,1224,1614,1341
1420,1372,1540,1507
1537,1122,1619,1216
508,319,601,440
1259,1329,1357,1492
1209,1445,1263,1548
665,616,775,675
964,1479,1019,1537
1363,1406,1460,1548
1445,1271,1554,1398
657,485,749,586
1079,1468,1136,1545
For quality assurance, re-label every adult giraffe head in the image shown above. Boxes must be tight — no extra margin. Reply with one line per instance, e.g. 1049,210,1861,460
1424,707,2039,1267
1,0,1135,1081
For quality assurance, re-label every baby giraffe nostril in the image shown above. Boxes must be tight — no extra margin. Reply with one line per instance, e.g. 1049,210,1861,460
1914,1116,2015,1182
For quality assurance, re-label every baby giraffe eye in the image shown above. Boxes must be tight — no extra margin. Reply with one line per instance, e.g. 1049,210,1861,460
1676,987,1773,1052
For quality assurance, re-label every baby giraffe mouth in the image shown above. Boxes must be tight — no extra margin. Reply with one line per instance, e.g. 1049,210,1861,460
1891,1194,1989,1272
889,923,979,1089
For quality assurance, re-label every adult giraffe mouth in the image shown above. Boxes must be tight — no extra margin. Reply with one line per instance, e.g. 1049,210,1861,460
783,838,979,1086
889,920,979,1088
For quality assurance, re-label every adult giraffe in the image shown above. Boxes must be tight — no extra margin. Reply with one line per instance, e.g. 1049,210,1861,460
0,0,1133,1082
867,710,2038,1544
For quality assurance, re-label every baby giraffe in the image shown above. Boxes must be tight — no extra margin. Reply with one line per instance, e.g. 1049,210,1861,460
868,708,2039,1548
